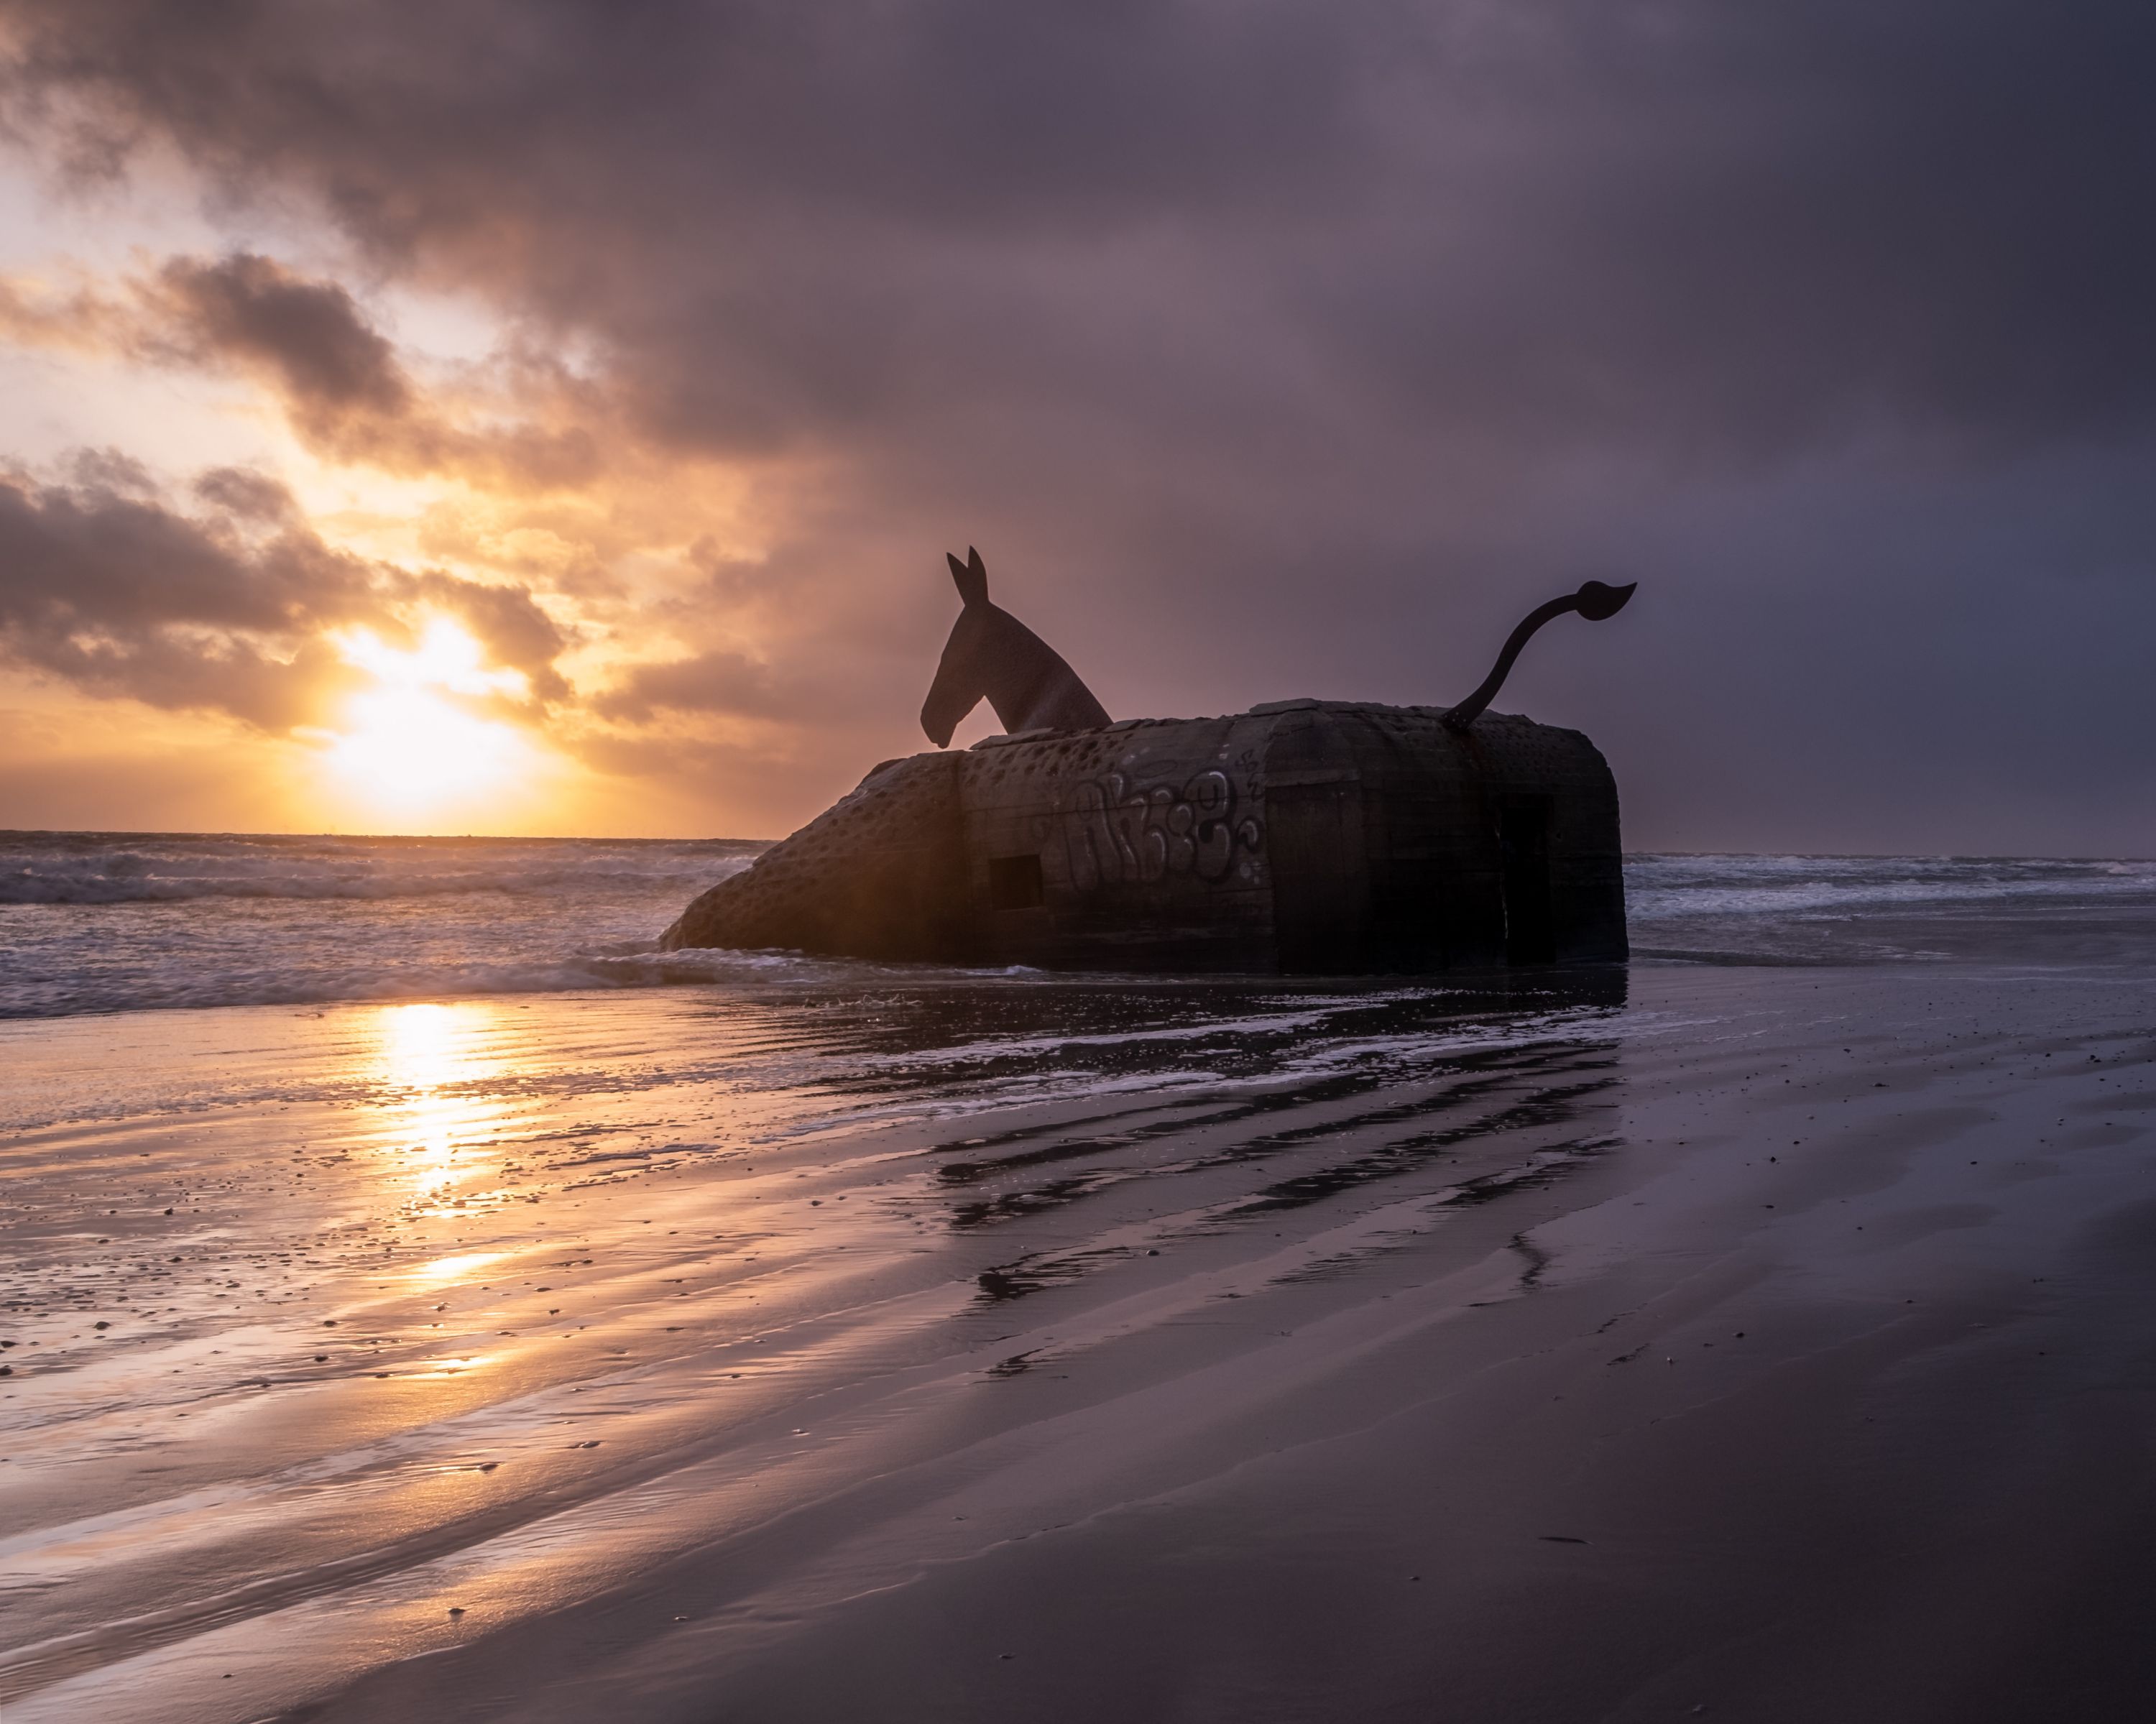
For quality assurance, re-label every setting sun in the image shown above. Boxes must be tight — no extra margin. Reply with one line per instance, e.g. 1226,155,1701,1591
330,686,528,803
335,618,529,701
324,619,540,812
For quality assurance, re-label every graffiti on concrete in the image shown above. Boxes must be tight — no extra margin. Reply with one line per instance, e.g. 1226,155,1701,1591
1039,770,1264,890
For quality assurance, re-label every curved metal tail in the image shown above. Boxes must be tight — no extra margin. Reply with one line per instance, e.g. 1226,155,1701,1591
1442,579,1636,733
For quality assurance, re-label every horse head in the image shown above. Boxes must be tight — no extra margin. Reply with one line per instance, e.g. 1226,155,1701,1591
920,547,1111,747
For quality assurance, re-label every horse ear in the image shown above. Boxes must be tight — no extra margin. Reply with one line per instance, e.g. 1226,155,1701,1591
947,547,989,608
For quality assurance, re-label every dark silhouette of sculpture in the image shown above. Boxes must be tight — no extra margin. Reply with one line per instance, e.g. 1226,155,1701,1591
1444,579,1636,732
920,547,1111,747
663,557,1640,974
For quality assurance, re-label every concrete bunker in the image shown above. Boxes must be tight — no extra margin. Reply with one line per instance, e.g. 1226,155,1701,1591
662,701,1625,974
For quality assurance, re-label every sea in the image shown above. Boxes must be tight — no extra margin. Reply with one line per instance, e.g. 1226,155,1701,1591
4,831,2155,1020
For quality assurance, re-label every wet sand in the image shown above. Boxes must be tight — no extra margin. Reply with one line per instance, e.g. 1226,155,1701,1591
3,963,2153,1721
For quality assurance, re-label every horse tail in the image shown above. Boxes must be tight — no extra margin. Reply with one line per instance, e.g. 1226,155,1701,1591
1442,580,1635,733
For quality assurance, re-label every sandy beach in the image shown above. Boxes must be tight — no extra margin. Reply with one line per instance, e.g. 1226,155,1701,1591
3,954,2151,1722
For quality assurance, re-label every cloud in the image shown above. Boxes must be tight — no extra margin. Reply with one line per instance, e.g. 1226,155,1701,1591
0,467,369,728
144,254,608,487
590,649,780,725
403,566,571,703
152,252,409,424
0,463,573,730
2,249,604,489
9,1,2151,464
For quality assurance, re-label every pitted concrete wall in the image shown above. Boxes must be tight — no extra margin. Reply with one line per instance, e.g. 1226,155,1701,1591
659,752,966,959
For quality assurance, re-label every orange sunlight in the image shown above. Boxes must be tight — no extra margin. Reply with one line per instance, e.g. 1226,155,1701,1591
371,1000,505,1205
323,619,545,820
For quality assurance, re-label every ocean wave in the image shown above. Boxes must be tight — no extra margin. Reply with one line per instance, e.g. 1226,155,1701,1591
1,868,732,905
0,834,763,905
1625,853,2156,922
0,944,872,1019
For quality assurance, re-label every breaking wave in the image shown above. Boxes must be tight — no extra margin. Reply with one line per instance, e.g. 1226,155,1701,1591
1626,852,2156,965
0,832,765,905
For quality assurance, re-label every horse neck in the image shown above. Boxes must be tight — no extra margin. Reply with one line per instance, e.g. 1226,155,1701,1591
970,612,1063,729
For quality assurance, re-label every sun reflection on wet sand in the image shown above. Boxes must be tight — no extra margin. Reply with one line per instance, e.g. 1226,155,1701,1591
372,1001,504,1200
413,1353,496,1378
378,1001,477,1089
407,1252,509,1288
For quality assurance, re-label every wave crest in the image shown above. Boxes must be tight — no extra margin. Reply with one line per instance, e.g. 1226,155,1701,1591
0,834,763,905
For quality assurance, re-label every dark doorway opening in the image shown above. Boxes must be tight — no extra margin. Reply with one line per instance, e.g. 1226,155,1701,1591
987,853,1045,911
1268,778,1368,972
1498,799,1554,964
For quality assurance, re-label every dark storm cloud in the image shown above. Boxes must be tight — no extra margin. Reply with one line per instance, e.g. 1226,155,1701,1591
0,464,572,727
9,1,2150,457
4,1,2155,846
155,252,410,423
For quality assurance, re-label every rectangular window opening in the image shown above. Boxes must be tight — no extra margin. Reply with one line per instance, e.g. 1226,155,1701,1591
987,853,1046,911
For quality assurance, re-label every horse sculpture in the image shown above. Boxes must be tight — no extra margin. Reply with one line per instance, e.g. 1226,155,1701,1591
662,550,1638,972
918,548,1629,747
920,548,1111,747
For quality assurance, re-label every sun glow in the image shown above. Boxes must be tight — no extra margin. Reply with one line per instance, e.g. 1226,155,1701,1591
325,619,538,812
336,617,528,699
372,1002,505,1198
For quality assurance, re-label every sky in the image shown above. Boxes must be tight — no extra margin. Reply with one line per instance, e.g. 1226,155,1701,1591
0,1,2152,852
